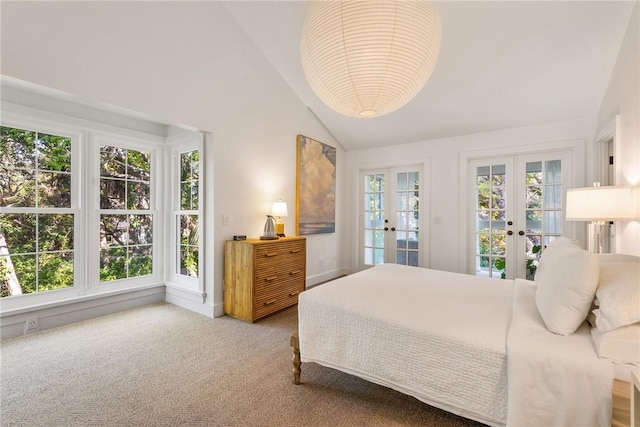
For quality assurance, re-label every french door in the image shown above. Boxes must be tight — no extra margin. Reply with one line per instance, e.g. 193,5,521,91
360,166,422,269
469,151,572,280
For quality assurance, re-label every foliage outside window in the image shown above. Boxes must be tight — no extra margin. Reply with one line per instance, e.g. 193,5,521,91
395,171,419,267
475,165,507,278
178,151,199,278
477,160,562,280
363,173,385,265
0,126,74,297
521,160,563,280
99,146,153,282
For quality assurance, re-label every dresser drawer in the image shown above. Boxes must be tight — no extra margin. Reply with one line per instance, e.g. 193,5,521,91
254,263,305,290
254,286,302,320
255,240,305,268
255,279,302,304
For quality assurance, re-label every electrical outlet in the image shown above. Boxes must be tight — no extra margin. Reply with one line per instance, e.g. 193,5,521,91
26,316,39,332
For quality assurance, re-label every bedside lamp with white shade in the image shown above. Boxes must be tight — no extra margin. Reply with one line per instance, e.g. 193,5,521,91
565,184,636,253
272,199,288,237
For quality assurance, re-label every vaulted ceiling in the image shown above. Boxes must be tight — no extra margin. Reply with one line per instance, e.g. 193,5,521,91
224,1,636,150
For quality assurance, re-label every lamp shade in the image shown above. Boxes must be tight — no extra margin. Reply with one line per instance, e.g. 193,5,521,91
301,0,441,118
565,186,635,221
271,200,288,217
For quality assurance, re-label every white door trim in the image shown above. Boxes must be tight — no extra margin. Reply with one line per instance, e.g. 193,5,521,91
356,163,426,272
458,139,586,274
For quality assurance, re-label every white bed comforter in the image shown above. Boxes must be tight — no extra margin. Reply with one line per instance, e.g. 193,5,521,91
299,263,514,426
507,279,614,427
298,264,615,427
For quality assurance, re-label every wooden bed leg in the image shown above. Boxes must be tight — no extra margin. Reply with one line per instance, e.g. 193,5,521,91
290,331,301,385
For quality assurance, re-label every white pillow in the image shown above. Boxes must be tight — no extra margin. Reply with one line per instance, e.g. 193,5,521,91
535,237,599,335
591,323,640,364
594,261,640,332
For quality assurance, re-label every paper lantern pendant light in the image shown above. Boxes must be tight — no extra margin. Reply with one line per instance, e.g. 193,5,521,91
301,0,441,118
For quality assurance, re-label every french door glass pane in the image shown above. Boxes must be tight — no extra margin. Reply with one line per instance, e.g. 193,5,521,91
374,230,384,247
545,160,562,183
544,185,562,208
524,160,563,280
475,164,506,279
365,193,384,211
363,173,385,266
395,172,419,266
544,211,562,233
365,174,384,192
364,247,384,265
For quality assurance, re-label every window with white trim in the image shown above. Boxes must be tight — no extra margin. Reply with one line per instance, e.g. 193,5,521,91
178,150,199,278
166,133,203,293
99,145,154,282
0,126,75,297
0,111,165,305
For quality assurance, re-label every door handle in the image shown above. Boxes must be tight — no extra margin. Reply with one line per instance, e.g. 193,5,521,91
384,227,389,231
518,230,525,236
507,230,513,236
391,227,396,231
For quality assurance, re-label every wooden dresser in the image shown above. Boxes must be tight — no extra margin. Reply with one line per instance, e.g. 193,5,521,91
224,236,306,322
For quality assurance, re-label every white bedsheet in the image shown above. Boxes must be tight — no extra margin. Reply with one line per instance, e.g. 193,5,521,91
298,264,617,427
507,279,615,427
299,263,514,426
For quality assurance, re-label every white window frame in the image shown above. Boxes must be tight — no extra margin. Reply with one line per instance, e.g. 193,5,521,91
166,134,204,293
89,132,164,292
0,112,84,307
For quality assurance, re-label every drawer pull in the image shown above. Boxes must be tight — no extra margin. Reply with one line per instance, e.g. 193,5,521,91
289,270,301,276
264,252,279,257
289,249,301,254
264,299,277,306
264,276,278,282
289,291,300,297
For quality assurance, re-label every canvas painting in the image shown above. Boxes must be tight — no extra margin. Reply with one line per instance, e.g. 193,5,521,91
296,135,336,235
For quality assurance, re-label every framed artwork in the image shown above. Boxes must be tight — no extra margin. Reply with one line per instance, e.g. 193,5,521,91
296,135,336,235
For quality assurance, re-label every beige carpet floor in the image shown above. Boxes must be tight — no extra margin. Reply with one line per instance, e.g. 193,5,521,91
1,303,485,426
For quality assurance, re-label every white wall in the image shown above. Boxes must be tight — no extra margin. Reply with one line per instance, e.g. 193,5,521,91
597,3,640,256
344,118,594,274
0,1,345,319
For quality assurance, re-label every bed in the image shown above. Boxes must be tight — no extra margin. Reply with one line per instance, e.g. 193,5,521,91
290,238,639,427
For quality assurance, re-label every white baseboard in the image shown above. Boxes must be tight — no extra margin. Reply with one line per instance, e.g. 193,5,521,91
305,267,351,288
164,283,214,318
213,302,225,318
1,285,166,339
